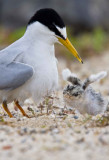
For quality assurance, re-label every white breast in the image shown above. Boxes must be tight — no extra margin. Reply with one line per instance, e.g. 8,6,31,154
15,41,58,104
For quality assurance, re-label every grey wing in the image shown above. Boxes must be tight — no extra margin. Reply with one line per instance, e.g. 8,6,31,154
0,62,34,90
0,37,26,65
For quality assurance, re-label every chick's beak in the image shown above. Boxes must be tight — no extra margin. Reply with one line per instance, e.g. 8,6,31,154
58,37,83,63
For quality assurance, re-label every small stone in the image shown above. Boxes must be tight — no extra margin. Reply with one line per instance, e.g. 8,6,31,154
23,127,28,133
40,129,47,134
16,117,21,121
73,115,78,119
2,145,12,150
52,128,59,134
30,129,37,134
76,137,84,144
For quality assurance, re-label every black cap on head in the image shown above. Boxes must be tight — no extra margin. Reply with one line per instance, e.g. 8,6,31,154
28,8,65,39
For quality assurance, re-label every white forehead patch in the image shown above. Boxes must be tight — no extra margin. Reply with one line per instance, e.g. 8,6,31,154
55,26,67,39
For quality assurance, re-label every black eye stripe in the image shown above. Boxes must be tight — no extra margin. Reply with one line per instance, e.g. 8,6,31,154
48,24,65,39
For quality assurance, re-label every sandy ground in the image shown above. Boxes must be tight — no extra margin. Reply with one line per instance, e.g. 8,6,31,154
0,51,109,160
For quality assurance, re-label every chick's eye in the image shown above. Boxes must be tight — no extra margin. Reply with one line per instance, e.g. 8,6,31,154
67,85,70,89
73,93,78,97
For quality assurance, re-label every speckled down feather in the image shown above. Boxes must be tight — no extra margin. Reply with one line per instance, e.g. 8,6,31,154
62,69,108,115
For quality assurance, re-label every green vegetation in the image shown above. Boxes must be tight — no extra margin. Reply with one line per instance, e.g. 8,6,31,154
9,27,26,43
0,116,4,122
0,26,109,58
67,27,109,58
0,26,26,46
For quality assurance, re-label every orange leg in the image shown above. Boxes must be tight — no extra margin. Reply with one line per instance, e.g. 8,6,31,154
2,101,13,118
14,100,29,118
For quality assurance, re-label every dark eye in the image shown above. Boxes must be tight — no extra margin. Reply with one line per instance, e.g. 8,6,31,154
67,85,70,90
49,24,56,30
48,24,65,39
73,93,78,97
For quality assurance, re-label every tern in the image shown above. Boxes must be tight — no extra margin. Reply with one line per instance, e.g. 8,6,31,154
0,8,83,117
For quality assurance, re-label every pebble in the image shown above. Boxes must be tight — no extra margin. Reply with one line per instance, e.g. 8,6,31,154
23,127,28,133
30,129,37,134
2,145,12,150
73,115,79,119
76,137,85,144
52,128,59,134
40,129,47,134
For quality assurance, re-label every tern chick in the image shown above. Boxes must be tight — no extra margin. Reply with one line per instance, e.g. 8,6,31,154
62,69,108,115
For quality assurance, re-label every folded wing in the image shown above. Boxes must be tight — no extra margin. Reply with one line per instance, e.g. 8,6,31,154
0,62,33,90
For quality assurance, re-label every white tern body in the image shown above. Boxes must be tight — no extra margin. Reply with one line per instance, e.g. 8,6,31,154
0,22,59,105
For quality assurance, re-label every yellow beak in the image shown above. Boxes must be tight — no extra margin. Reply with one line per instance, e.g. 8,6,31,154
58,37,83,63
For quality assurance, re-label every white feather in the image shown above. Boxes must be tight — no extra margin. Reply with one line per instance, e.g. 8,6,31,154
55,26,67,39
89,71,107,82
62,68,77,81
